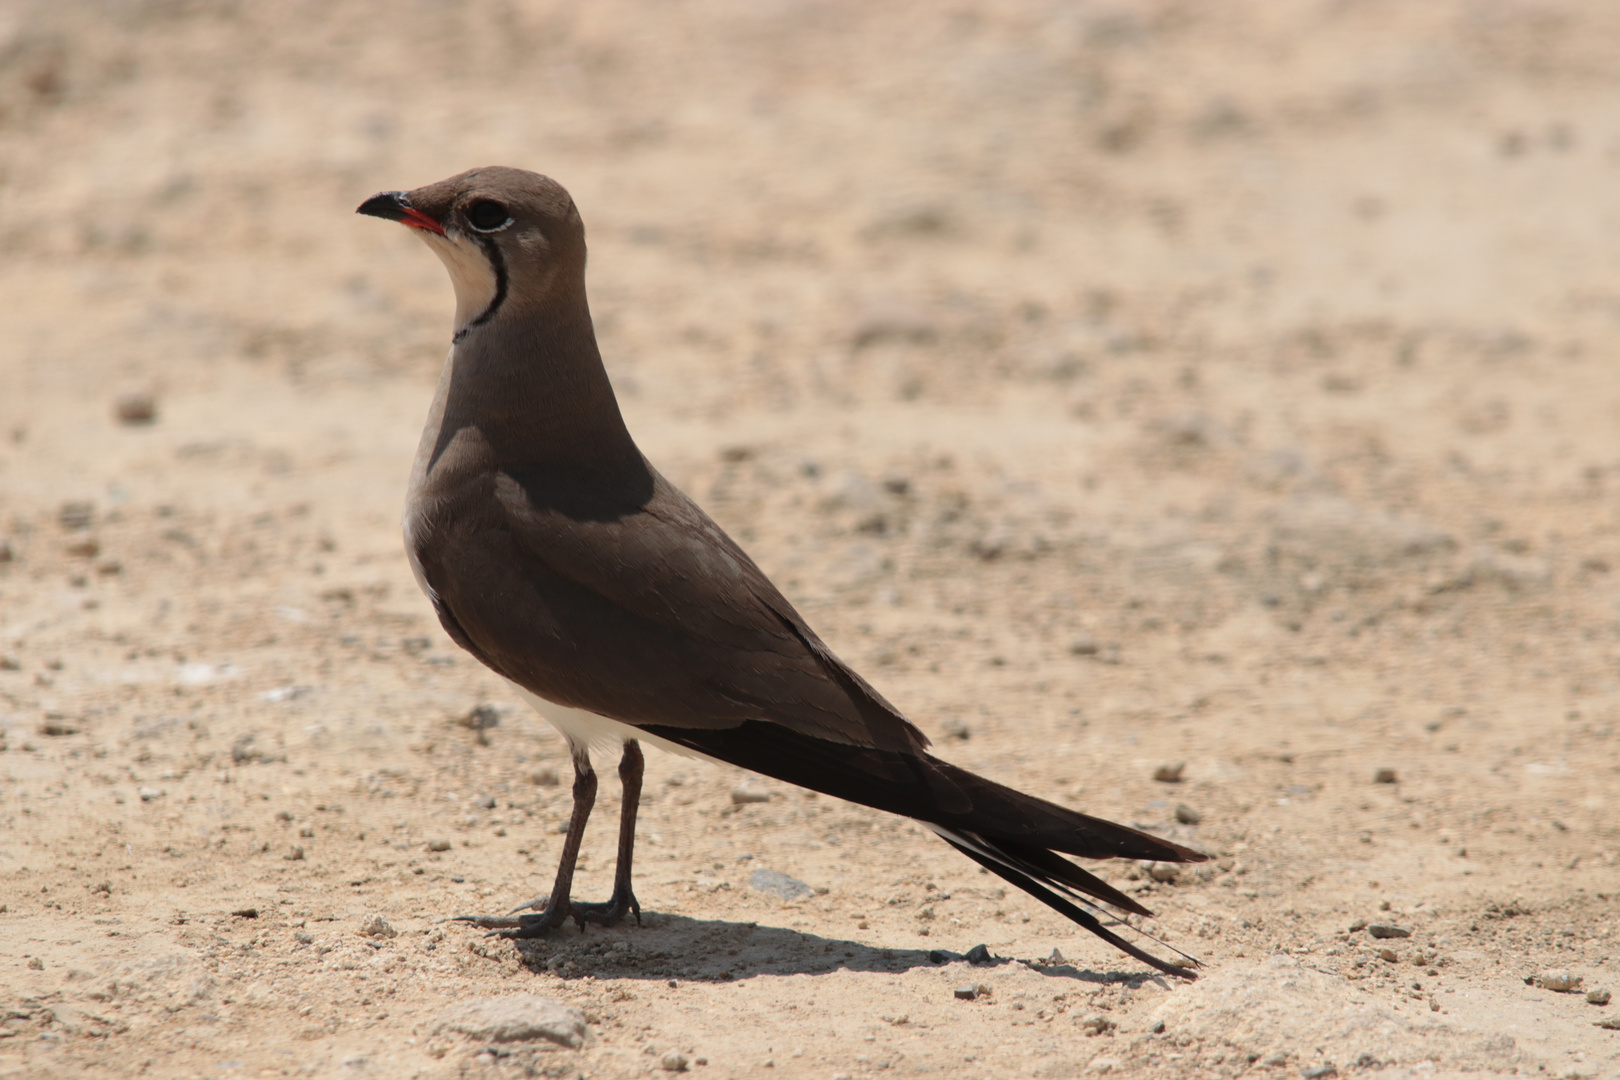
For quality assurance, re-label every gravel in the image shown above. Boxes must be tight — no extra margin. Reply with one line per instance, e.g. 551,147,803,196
1367,925,1411,939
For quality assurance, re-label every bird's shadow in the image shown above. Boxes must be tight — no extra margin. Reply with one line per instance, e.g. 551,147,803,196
469,911,1167,987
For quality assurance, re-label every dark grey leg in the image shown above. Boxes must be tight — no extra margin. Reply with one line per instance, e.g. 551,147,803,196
457,741,642,936
572,740,642,926
456,743,596,937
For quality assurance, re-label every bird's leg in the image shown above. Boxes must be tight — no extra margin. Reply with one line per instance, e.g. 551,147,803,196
569,740,642,927
455,744,596,937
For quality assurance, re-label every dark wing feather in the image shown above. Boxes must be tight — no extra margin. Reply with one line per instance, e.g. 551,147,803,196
414,460,927,753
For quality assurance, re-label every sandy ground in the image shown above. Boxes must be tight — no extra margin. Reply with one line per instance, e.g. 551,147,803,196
2,1,1619,1077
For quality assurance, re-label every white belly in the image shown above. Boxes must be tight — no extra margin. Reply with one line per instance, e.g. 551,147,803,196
506,682,716,766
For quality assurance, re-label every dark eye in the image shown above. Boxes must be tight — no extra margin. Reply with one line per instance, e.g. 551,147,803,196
467,200,511,232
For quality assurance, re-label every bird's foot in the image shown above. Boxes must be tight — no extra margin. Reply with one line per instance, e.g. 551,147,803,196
452,889,639,938
568,888,640,930
453,904,570,939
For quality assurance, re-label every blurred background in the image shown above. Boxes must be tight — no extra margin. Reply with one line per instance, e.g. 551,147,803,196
1,1,1618,1076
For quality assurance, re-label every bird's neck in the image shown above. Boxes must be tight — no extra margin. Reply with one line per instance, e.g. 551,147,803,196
415,308,643,490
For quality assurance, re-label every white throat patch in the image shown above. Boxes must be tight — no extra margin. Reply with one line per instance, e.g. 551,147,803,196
417,229,499,335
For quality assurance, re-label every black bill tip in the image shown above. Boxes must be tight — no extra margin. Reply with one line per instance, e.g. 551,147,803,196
357,191,409,221
356,191,445,235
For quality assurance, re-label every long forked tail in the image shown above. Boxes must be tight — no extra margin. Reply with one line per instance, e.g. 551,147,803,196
637,720,1207,975
927,824,1203,979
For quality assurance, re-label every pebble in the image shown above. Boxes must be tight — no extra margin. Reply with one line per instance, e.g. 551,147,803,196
660,1050,689,1072
1377,949,1399,963
528,767,559,786
749,868,813,900
474,793,497,809
1587,987,1610,1005
1367,924,1410,939
953,983,990,1001
426,838,451,852
1373,768,1397,784
359,914,397,939
1068,633,1100,656
1153,762,1185,783
432,996,588,1048
1149,1020,1166,1034
1302,1067,1337,1079
964,943,994,965
1347,919,1368,933
138,786,163,802
114,392,158,425
731,784,771,805
459,706,499,746
1174,803,1202,825
1596,1016,1620,1030
1077,1013,1114,1036
1534,972,1583,992
284,846,304,861
58,501,94,530
1144,862,1180,883
294,930,313,944
1047,947,1066,964
939,717,971,740
460,705,501,731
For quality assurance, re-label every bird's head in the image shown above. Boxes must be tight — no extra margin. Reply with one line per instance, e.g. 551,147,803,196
357,166,587,342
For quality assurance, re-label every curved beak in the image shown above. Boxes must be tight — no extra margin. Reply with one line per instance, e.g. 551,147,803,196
356,191,445,235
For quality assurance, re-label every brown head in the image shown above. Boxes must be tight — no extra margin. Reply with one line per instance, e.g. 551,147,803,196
357,166,588,343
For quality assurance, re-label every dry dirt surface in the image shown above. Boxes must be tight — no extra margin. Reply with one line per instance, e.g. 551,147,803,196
2,2,1619,1078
